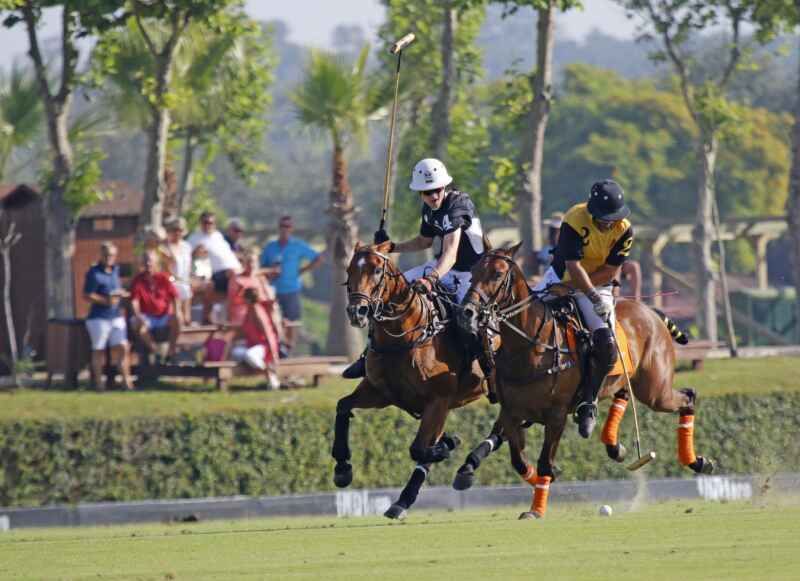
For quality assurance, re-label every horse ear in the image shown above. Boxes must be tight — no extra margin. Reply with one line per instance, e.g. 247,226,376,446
376,240,394,254
483,233,493,251
509,241,523,258
354,241,362,251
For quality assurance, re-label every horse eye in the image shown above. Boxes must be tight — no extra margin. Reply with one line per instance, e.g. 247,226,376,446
493,271,504,281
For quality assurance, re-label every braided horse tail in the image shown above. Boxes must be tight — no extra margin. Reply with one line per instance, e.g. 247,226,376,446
650,307,689,345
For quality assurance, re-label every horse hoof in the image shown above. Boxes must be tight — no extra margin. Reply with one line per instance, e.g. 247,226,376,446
606,443,626,463
453,468,475,491
384,504,407,520
441,434,461,451
694,456,714,475
518,511,543,520
333,464,353,488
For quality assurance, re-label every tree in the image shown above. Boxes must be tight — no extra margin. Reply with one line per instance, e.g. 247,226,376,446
0,63,42,182
619,0,758,342
2,0,125,318
94,14,274,215
752,0,800,338
292,47,382,358
115,0,246,234
0,219,21,385
497,0,580,269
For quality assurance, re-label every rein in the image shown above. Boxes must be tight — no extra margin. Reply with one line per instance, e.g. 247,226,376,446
466,252,575,379
347,249,446,350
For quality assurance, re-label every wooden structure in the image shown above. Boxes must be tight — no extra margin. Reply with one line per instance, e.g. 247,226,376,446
0,185,47,374
73,181,143,317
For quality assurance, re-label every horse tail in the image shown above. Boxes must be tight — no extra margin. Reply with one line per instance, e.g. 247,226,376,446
650,308,689,345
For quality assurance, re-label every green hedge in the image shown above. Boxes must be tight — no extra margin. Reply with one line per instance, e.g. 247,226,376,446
2,393,799,507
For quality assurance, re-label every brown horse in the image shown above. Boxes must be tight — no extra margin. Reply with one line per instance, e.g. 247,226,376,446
454,243,714,518
333,240,485,519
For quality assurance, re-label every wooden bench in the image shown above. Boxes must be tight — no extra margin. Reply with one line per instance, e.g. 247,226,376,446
133,355,348,391
675,340,719,370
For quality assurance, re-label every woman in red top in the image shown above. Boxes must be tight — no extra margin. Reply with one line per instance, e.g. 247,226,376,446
227,250,280,326
232,287,281,389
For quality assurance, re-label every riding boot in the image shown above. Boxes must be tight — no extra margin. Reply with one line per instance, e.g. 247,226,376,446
341,348,367,379
577,327,617,439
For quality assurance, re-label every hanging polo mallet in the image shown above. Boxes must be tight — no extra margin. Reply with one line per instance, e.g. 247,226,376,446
608,316,656,471
377,33,416,235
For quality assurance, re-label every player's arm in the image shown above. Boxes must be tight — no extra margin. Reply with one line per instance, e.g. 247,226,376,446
393,234,433,253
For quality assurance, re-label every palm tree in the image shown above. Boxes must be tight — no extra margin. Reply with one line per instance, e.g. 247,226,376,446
0,63,43,182
292,46,379,358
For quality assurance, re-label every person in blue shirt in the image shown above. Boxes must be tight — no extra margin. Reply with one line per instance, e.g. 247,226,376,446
259,215,323,354
83,241,134,390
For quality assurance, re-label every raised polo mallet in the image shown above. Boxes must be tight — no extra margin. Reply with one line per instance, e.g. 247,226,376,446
609,318,656,471
377,32,416,236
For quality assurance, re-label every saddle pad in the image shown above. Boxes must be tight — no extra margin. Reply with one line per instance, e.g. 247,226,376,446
564,321,635,377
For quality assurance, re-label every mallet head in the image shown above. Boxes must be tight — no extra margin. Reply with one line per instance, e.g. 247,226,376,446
390,33,416,54
626,450,656,472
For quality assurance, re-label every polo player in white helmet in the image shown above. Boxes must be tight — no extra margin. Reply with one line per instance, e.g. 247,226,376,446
342,158,485,379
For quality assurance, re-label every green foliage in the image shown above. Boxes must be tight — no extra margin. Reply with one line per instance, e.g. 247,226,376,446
0,63,42,181
1,391,798,507
37,146,111,214
489,65,791,227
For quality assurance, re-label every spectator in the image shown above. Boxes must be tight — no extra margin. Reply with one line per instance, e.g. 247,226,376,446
227,287,281,390
533,212,564,274
260,216,322,354
164,216,193,324
187,211,242,323
83,241,134,391
228,249,281,330
224,217,246,253
141,225,171,272
129,251,181,364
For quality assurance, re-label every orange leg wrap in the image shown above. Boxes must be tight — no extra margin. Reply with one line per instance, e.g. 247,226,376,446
677,414,697,466
521,464,537,486
601,398,628,446
530,476,552,517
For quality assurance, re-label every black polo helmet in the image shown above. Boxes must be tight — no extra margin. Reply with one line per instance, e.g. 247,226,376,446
587,179,630,222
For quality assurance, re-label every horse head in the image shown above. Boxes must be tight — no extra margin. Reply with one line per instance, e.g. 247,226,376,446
459,241,524,337
345,240,399,328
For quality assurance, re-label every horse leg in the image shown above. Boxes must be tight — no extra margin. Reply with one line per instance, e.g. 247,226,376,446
385,400,460,520
519,415,566,520
453,418,504,491
632,369,715,475
600,388,629,463
332,379,389,488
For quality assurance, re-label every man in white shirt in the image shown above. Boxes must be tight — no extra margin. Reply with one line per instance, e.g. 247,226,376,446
187,211,242,323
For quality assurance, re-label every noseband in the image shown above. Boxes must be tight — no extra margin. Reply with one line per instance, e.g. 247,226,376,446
347,249,415,322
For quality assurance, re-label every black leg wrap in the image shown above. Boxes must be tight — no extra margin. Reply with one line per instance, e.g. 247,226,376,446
410,440,451,464
397,465,428,509
331,409,353,462
439,433,461,452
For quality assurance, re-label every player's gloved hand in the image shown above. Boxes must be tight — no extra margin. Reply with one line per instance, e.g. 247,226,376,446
412,277,434,295
373,229,390,244
587,288,612,318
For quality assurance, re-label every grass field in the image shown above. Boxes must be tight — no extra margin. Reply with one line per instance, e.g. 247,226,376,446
0,356,796,422
1,499,798,580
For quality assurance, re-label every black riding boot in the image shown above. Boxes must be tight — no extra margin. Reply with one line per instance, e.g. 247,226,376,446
576,327,617,439
341,348,367,379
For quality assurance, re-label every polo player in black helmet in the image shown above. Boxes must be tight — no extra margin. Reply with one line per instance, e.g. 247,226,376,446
534,179,634,438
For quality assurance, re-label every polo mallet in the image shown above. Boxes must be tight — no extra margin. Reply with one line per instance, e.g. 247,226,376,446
608,316,656,471
378,32,416,234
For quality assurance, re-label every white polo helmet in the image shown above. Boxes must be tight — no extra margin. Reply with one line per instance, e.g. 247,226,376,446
409,158,453,191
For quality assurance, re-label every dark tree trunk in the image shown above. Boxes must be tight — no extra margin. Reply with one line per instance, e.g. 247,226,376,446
177,132,196,214
693,131,718,342
789,30,800,342
326,142,363,358
518,2,555,272
430,0,456,160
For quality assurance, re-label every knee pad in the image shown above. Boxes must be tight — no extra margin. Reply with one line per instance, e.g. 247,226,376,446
591,328,618,372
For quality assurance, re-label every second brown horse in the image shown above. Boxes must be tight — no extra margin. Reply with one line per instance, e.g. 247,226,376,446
334,241,485,519
455,243,714,519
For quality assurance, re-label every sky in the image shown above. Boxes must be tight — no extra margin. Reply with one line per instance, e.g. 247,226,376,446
0,1,636,70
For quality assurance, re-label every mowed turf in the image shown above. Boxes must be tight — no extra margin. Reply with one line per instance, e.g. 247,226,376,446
1,499,798,580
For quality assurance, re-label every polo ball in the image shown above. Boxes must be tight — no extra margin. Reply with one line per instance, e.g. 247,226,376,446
598,504,613,517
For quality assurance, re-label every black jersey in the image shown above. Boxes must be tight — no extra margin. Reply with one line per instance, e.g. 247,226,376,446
419,190,484,272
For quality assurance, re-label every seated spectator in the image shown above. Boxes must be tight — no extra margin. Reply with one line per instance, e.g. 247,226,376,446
227,287,281,390
141,225,171,272
164,216,193,324
224,217,246,253
228,249,281,328
187,210,242,323
129,251,181,364
83,241,134,391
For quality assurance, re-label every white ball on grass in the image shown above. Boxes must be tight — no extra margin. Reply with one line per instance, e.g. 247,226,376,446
598,504,613,517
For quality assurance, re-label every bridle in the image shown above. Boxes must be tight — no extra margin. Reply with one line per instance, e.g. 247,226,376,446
346,249,398,320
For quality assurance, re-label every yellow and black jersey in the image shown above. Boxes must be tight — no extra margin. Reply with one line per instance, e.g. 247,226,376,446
551,202,633,282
